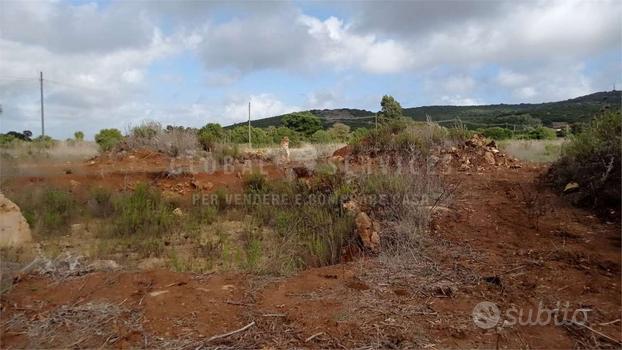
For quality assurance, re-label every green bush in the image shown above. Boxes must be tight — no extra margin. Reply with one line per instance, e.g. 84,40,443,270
242,171,267,192
16,188,76,234
74,131,84,141
526,126,557,140
378,95,403,121
198,123,224,151
111,183,174,236
549,111,621,213
32,135,55,149
481,127,513,140
310,129,333,143
95,128,123,151
281,112,322,136
327,122,350,142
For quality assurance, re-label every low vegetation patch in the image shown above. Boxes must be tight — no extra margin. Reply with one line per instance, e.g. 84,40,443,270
548,110,621,217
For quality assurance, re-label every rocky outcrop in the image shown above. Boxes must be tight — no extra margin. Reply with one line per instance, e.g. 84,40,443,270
354,212,380,253
0,193,32,247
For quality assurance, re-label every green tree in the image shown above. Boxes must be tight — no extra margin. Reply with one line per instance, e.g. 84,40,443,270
95,128,123,151
310,129,332,143
281,112,322,136
327,122,350,142
378,95,403,121
481,127,512,140
527,126,557,140
74,131,84,141
198,123,224,150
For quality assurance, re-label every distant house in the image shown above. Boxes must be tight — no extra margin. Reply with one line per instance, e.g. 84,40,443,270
551,122,570,136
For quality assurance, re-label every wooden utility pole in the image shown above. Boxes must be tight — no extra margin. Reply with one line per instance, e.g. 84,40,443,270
248,101,251,148
40,71,45,137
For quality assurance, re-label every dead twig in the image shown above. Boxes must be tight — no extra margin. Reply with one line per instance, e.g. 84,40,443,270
571,321,622,346
305,331,325,343
206,321,255,342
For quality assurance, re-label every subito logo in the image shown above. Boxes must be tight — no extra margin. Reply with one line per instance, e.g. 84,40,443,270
472,301,501,329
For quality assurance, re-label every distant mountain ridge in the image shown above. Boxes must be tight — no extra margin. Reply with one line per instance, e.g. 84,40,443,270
231,90,621,129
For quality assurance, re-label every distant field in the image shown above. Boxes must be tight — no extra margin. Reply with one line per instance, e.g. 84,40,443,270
498,138,565,163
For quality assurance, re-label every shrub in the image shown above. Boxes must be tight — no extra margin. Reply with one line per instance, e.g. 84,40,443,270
154,128,199,156
549,111,621,215
15,188,76,234
242,171,267,192
327,123,350,142
481,127,512,140
32,135,55,149
281,112,322,137
310,130,332,143
131,121,160,140
198,123,224,151
526,126,557,140
74,131,84,141
111,183,174,236
95,128,123,151
378,95,403,121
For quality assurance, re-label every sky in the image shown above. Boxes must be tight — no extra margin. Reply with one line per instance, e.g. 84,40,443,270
0,0,620,139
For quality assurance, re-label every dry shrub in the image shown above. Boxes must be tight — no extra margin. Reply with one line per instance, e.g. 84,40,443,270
126,121,199,156
153,128,199,157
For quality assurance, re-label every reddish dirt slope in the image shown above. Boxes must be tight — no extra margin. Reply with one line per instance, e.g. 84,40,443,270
1,165,620,348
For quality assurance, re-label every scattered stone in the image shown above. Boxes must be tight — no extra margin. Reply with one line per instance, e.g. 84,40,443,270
149,290,169,297
483,151,496,165
173,208,183,217
69,179,81,191
355,212,380,253
564,182,580,193
0,193,32,247
88,259,120,271
70,223,84,235
221,284,235,291
342,200,360,214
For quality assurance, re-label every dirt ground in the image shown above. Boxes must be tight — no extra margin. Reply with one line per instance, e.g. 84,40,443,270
1,159,621,348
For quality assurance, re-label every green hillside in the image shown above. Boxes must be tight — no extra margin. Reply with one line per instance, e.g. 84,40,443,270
231,90,620,130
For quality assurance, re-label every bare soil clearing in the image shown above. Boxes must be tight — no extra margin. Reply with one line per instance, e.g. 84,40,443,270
1,163,620,348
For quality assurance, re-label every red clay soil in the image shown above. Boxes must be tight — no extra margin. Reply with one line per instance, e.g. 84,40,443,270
2,151,286,202
1,165,621,349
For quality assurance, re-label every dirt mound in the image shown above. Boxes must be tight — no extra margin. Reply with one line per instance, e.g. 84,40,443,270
0,192,32,247
332,144,352,158
440,134,521,172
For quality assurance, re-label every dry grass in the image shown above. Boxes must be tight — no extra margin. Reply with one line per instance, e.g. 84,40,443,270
498,139,564,163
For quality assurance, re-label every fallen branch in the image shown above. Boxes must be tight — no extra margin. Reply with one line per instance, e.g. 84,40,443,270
571,321,622,346
206,321,255,342
305,331,325,343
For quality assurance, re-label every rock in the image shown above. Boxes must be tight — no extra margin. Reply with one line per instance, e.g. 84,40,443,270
329,155,345,163
70,223,85,235
0,193,32,247
205,182,214,190
88,259,120,271
342,200,360,214
459,163,470,171
429,281,457,297
355,212,380,253
149,290,169,297
564,182,580,193
137,257,166,270
69,179,81,191
173,208,183,217
483,151,496,165
441,154,453,164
